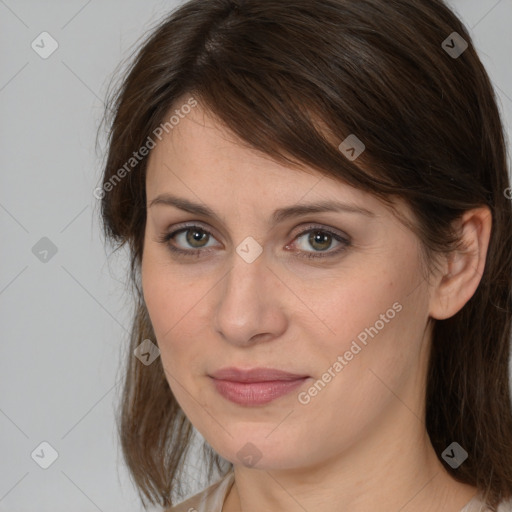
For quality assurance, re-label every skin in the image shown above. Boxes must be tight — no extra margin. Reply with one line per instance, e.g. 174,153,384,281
141,98,492,512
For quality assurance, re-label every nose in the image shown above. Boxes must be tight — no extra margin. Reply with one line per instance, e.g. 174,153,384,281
213,246,288,347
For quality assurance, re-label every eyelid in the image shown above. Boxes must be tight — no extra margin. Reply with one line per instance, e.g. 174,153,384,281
165,221,222,245
287,222,350,244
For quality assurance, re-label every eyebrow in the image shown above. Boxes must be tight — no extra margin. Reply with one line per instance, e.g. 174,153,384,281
148,193,375,225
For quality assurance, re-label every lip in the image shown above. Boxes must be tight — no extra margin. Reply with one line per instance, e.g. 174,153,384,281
209,367,310,406
209,367,309,382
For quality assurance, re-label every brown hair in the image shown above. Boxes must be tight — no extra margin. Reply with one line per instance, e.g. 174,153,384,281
98,0,512,509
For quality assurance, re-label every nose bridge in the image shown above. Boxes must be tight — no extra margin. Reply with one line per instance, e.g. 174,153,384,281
213,244,287,345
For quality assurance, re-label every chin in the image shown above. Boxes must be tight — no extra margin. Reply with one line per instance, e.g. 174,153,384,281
207,425,313,471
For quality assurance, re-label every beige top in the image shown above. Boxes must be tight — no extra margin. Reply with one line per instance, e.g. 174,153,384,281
168,471,512,512
168,471,234,512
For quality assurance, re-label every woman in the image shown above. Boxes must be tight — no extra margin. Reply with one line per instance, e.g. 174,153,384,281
98,0,512,510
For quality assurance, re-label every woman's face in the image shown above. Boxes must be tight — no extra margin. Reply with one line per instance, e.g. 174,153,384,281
142,102,437,472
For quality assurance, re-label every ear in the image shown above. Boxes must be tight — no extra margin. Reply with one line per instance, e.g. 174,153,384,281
429,206,492,320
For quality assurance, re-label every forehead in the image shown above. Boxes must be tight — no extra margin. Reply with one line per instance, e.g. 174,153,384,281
146,104,310,185
145,103,394,217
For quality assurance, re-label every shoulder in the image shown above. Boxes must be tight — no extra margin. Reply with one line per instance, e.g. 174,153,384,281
468,497,512,512
497,498,512,512
164,470,235,512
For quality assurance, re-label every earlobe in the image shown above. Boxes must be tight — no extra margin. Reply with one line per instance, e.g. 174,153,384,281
429,206,492,320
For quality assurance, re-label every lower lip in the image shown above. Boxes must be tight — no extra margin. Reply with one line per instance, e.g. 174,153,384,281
211,377,308,406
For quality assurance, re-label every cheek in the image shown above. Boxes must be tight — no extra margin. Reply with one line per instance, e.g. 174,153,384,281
315,251,422,357
141,254,210,376
298,267,423,397
294,296,418,448
294,272,401,356
142,246,192,334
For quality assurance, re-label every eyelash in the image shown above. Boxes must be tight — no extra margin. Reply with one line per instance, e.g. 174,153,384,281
156,223,351,260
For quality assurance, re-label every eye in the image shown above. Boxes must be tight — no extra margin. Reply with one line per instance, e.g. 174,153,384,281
287,225,350,260
157,225,218,257
157,223,351,260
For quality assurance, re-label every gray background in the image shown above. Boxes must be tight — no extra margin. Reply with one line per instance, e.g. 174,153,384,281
1,1,511,511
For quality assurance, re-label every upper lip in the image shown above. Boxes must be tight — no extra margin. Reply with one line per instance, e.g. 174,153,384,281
209,367,309,382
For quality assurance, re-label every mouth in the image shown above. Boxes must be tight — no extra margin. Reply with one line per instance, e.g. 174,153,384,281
208,367,310,406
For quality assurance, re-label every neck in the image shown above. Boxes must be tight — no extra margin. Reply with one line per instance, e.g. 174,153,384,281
224,405,478,512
